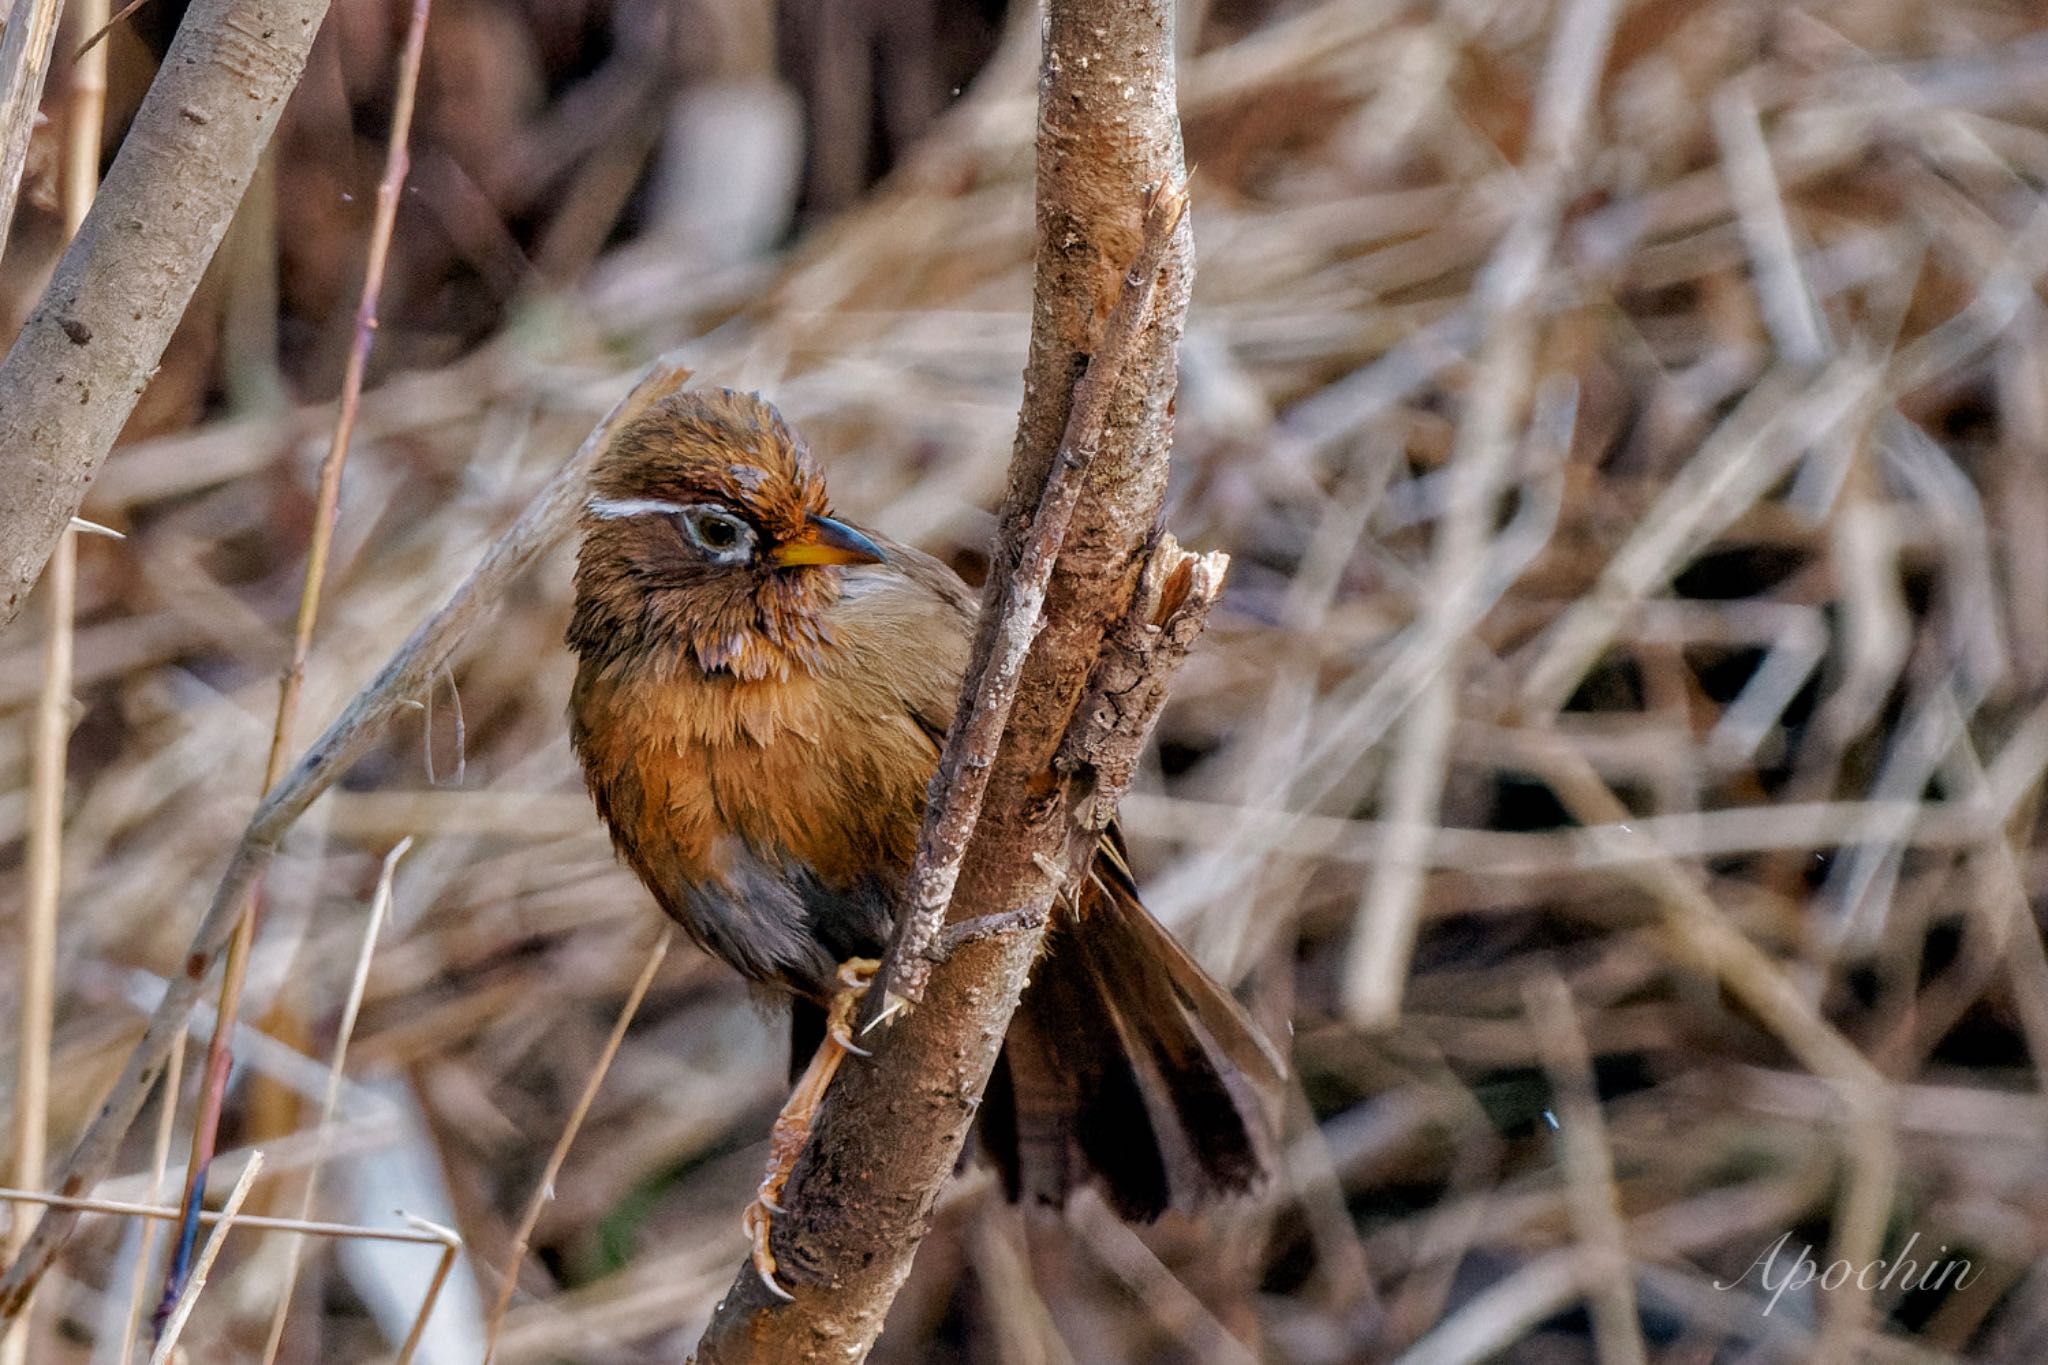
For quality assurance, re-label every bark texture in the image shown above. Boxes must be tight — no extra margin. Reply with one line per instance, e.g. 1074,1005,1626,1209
0,0,331,634
689,2,1200,1359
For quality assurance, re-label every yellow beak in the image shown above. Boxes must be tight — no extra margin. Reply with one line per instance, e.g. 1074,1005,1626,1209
768,515,888,568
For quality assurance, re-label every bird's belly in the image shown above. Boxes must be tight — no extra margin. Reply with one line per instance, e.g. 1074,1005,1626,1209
666,836,897,1000
580,677,928,1001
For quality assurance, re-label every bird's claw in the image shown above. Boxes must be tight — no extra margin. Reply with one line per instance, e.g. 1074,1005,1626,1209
827,1021,872,1058
860,989,912,1037
741,1198,796,1302
836,957,880,992
733,955,881,1307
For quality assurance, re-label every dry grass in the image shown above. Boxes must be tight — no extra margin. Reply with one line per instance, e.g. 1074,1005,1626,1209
7,0,2048,1360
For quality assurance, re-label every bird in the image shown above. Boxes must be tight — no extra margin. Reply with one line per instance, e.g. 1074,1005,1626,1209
566,387,1282,1297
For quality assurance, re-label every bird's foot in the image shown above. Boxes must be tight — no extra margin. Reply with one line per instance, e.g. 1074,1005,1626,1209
741,956,884,1302
830,957,880,1054
742,1183,796,1301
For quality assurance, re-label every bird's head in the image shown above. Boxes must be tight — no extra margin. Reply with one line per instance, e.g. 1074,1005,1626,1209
569,388,887,682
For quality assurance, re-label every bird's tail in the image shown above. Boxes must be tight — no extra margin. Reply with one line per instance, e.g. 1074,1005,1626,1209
982,844,1284,1220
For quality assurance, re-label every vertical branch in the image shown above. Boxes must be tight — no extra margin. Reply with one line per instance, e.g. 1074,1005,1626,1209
690,1,1198,1359
159,0,432,1315
876,179,1190,1013
3,528,67,1365
1,14,107,1357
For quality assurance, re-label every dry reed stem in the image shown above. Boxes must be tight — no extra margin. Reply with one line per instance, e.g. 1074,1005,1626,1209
1520,359,1884,715
393,1219,462,1365
1067,1199,1261,1365
481,926,670,1364
144,1150,261,1365
165,0,435,1312
1524,974,1647,1365
1919,698,2048,1086
1394,1247,1598,1365
2,1155,464,1358
0,0,62,262
1,20,107,1355
115,1039,181,1365
258,836,412,1364
0,1185,451,1244
0,359,690,1319
2,529,67,1365
1341,379,1581,1013
1712,79,1832,368
1523,732,1896,1364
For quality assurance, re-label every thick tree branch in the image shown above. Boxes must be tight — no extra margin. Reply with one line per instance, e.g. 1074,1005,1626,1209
690,2,1201,1359
876,177,1188,1016
0,0,332,634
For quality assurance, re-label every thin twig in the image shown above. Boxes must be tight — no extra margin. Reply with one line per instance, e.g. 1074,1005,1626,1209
1524,973,1648,1365
481,928,670,1364
162,0,435,1315
873,176,1191,1017
258,837,412,1364
0,1185,449,1244
1,15,105,1353
116,1042,183,1365
3,536,68,1365
394,1220,463,1365
69,0,149,61
145,1150,262,1365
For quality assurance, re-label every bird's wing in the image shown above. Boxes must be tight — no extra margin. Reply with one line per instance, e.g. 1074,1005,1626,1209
840,533,978,747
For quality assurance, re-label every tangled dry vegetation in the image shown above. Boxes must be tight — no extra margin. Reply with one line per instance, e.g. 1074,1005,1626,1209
7,0,2048,1360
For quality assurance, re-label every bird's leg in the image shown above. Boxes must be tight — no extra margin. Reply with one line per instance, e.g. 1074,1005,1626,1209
743,957,879,1300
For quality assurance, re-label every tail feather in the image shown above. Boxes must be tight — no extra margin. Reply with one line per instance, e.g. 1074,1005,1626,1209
984,840,1283,1220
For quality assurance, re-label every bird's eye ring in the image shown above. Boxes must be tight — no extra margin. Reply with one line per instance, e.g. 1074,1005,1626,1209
674,506,755,561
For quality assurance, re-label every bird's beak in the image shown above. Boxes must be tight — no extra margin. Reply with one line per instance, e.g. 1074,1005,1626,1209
769,515,888,567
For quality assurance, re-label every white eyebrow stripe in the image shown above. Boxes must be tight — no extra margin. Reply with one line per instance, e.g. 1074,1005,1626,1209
586,496,686,520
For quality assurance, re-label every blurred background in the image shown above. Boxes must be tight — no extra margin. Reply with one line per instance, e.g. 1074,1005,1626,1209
6,0,2048,1360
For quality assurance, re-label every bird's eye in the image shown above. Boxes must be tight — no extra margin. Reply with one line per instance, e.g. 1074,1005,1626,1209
676,506,754,560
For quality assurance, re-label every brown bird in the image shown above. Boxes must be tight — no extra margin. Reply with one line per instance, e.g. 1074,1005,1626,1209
567,388,1281,1295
